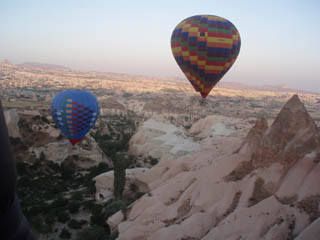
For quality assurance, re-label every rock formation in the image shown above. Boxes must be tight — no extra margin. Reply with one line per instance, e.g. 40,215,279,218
94,168,149,202
30,135,110,168
129,118,201,160
5,110,110,168
4,109,20,138
129,115,254,162
252,95,320,170
108,95,320,240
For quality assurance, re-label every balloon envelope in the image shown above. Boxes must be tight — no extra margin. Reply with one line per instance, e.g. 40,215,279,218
171,15,241,98
51,90,99,145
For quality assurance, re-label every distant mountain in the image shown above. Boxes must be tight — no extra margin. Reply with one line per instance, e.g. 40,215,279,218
3,59,316,94
169,77,314,94
0,59,16,67
217,81,313,94
19,62,71,71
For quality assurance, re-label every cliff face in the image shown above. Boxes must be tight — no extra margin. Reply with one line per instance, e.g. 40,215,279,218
109,95,320,240
252,95,320,170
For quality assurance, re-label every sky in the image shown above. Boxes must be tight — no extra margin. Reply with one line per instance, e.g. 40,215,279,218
1,0,320,92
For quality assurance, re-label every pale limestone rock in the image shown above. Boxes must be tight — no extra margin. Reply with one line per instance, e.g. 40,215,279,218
30,135,109,168
4,109,20,138
202,196,308,240
129,118,201,160
189,115,254,139
252,95,320,170
30,139,71,164
201,135,242,158
129,115,252,166
111,95,320,240
296,162,320,200
107,211,124,232
150,212,216,240
295,217,320,240
93,168,149,202
236,117,268,154
31,124,60,138
19,110,41,116
276,156,316,199
118,220,165,240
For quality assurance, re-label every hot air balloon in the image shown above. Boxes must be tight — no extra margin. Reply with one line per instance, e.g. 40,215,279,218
171,15,241,99
51,90,99,146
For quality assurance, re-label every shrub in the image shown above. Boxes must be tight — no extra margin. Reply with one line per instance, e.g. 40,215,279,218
60,160,76,180
84,180,96,194
126,155,136,166
41,116,50,124
9,137,23,146
109,231,119,240
71,191,83,202
51,196,68,209
90,212,106,227
68,219,83,229
57,211,70,223
27,205,42,218
123,92,133,98
60,228,71,239
104,200,127,219
150,157,159,166
16,161,28,175
44,214,55,226
32,216,53,234
135,192,145,199
31,217,43,233
68,202,81,214
129,183,138,193
76,225,108,240
89,162,110,178
32,115,41,121
82,200,97,211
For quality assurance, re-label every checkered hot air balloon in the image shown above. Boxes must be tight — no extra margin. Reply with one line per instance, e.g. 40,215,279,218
51,90,99,146
171,15,241,99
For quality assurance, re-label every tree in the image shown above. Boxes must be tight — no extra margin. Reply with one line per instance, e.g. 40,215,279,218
40,151,46,161
113,154,127,200
68,219,83,229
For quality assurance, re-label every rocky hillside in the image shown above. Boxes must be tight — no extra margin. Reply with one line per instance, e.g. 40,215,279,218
107,95,320,240
128,114,257,162
4,109,110,168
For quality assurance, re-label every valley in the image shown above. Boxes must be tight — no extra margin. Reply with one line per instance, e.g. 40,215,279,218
1,60,320,240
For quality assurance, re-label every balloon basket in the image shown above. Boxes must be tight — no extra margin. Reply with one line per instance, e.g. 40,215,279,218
71,144,80,152
199,98,208,106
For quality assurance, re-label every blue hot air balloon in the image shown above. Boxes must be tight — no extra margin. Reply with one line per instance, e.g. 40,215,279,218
51,90,99,146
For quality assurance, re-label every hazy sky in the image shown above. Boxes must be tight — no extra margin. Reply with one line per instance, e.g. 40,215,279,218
1,0,320,92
